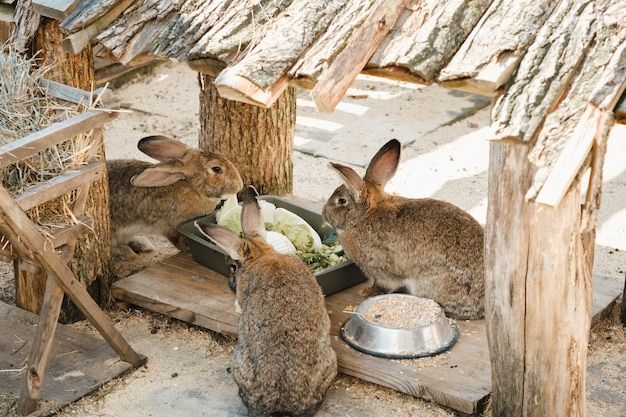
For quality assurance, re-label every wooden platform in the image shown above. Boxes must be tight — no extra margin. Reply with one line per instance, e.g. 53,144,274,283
0,302,134,409
111,251,624,415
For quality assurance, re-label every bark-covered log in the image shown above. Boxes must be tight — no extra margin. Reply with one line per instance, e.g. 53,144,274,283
95,0,183,64
61,0,120,32
151,0,232,63
524,1,625,201
288,0,373,88
366,0,493,84
491,0,598,144
11,0,41,52
198,73,296,196
486,139,593,417
438,0,555,96
310,0,407,112
213,0,347,107
187,0,294,74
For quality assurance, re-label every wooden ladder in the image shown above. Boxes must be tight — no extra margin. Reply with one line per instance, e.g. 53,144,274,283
0,81,145,415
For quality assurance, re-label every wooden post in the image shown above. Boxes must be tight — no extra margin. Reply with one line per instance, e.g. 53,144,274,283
485,140,592,416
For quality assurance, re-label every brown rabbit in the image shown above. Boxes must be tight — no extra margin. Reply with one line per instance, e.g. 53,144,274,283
107,135,243,260
322,139,485,320
195,186,337,417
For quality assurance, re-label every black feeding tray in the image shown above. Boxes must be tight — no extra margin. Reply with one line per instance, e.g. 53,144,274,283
176,195,367,296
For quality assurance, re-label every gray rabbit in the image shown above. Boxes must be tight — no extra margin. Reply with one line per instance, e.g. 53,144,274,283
195,186,337,417
107,135,243,260
322,139,485,320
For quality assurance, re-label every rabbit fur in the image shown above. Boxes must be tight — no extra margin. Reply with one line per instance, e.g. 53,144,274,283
107,135,243,260
195,186,337,417
322,139,485,320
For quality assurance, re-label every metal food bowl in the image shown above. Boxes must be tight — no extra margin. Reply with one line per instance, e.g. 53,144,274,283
340,294,458,359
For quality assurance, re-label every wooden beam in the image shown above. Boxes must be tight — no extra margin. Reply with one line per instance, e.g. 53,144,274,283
15,161,105,211
0,3,13,22
31,0,81,20
310,0,408,112
0,104,118,169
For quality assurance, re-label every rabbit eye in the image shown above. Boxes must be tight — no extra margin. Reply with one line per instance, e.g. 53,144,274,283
211,166,223,174
338,197,347,205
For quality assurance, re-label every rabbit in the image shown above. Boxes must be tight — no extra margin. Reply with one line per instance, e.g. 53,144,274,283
107,135,243,260
195,186,337,417
322,139,485,320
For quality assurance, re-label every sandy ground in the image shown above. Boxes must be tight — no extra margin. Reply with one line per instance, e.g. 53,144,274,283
1,62,625,416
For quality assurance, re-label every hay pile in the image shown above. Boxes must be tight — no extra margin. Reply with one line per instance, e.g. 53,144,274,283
0,42,96,252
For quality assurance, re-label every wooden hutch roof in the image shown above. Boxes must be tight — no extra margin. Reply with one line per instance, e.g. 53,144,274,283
13,0,626,206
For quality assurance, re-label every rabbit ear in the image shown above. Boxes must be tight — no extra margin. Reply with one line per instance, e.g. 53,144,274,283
137,136,190,161
241,186,266,239
364,139,401,187
130,164,186,187
329,163,363,198
195,221,244,261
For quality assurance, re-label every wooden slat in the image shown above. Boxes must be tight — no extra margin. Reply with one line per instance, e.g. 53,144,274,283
438,0,555,96
49,214,93,248
14,161,106,211
31,0,81,20
39,79,111,106
0,104,118,169
310,0,408,112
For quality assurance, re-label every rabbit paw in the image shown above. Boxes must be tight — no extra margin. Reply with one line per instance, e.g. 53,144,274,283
128,236,156,253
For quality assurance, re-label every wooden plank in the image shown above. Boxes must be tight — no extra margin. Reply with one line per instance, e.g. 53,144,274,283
112,250,626,415
0,105,118,169
213,0,347,107
14,161,105,212
366,0,494,84
0,185,145,368
39,79,111,106
0,301,133,407
31,0,81,20
310,0,408,112
61,0,136,55
111,251,490,415
438,0,556,96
